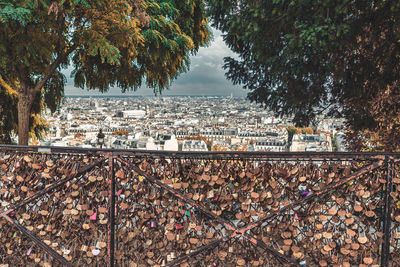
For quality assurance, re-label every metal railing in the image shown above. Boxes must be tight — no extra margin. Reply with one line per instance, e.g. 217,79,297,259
0,145,399,266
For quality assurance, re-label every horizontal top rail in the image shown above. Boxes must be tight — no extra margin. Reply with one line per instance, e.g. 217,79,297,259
0,144,399,160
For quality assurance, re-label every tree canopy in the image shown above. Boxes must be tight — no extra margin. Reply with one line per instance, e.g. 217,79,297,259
0,0,210,144
208,0,400,151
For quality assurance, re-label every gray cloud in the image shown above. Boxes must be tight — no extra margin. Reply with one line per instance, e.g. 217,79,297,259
64,28,246,97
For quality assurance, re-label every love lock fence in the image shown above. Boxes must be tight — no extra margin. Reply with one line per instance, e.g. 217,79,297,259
0,145,399,266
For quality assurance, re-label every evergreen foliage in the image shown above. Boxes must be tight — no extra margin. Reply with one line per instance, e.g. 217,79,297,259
0,0,211,144
208,0,400,151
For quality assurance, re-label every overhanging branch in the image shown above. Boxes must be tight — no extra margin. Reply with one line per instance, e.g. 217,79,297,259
0,73,18,97
33,43,78,93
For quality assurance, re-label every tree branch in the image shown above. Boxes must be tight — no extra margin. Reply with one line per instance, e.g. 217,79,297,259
33,43,78,93
316,102,335,115
0,74,18,97
0,71,17,91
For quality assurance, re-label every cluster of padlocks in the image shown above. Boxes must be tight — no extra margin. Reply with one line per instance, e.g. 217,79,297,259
0,150,399,266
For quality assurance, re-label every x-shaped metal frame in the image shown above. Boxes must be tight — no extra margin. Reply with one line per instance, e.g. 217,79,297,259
118,157,300,265
0,156,107,266
118,157,385,266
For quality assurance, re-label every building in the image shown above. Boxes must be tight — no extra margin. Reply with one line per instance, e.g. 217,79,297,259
155,134,179,151
254,138,287,152
290,133,332,152
115,110,146,118
211,140,231,151
182,140,208,151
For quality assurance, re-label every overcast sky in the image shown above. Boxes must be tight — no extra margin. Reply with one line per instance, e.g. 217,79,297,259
64,28,247,97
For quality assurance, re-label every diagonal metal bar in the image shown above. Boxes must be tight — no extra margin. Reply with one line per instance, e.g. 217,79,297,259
0,156,106,265
117,157,238,231
167,232,296,267
238,160,385,234
167,234,292,267
117,157,300,266
1,213,74,267
236,229,300,266
167,239,224,266
166,159,385,266
0,158,106,216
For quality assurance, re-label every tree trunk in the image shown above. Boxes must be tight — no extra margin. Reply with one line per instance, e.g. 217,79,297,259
17,92,34,145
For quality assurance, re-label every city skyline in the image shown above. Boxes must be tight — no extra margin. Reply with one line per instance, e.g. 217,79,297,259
64,28,247,97
39,96,343,153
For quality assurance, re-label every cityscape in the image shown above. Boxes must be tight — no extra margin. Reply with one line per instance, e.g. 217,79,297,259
39,96,347,152
1,1,398,265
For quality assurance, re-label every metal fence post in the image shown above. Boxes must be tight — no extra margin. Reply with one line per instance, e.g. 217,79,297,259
108,155,116,267
382,157,394,266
